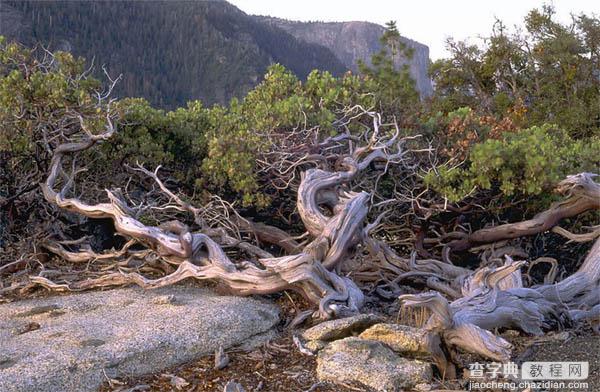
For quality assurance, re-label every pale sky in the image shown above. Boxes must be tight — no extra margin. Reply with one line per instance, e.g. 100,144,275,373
228,0,599,60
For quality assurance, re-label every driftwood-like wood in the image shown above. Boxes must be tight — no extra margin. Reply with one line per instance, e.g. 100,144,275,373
25,94,600,375
401,236,600,362
6,47,600,381
448,173,600,251
395,173,600,365
32,109,418,319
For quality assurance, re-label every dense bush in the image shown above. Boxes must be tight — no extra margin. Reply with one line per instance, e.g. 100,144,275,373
429,5,599,137
101,98,210,186
423,7,599,204
424,124,600,202
0,38,112,253
0,37,108,194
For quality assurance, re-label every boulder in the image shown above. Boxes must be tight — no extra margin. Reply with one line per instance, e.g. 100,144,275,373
305,339,327,352
0,285,279,392
301,313,384,341
359,323,431,356
316,337,432,391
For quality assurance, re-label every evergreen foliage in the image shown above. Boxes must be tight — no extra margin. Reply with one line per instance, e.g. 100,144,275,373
358,21,419,115
424,123,600,202
429,5,600,137
423,6,599,203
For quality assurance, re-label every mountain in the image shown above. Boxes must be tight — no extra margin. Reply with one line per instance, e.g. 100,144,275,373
0,0,433,107
0,0,348,107
255,17,433,98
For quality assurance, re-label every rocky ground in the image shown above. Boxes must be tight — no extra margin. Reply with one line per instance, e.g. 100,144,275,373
99,335,350,392
0,284,279,392
1,283,598,392
100,329,599,392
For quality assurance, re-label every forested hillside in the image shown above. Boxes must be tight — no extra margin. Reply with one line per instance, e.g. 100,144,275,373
0,0,348,107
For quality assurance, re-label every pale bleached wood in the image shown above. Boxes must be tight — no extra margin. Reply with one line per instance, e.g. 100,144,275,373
400,236,600,362
448,173,600,251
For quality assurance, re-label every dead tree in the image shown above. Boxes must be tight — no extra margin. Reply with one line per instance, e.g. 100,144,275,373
446,173,600,251
30,107,423,320
401,230,600,363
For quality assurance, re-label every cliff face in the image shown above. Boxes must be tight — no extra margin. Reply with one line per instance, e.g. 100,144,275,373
256,18,433,98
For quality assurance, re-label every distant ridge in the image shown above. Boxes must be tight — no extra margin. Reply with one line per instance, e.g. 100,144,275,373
0,0,432,107
255,17,433,97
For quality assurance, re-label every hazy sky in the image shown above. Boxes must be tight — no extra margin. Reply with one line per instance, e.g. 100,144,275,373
228,0,598,60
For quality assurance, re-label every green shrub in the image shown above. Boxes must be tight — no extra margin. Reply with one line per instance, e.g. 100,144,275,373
424,124,600,202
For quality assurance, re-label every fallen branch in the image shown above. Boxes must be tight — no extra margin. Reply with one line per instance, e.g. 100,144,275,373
447,173,600,251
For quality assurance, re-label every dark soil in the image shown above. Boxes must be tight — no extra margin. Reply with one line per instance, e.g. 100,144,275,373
514,330,600,392
100,334,368,392
99,324,600,392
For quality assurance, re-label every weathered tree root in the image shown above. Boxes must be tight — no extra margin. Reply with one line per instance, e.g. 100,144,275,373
32,109,417,319
37,171,369,318
400,236,600,363
447,173,600,251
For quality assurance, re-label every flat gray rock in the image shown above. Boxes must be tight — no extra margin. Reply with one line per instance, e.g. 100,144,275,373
317,337,432,391
0,285,279,392
301,313,384,341
359,323,431,356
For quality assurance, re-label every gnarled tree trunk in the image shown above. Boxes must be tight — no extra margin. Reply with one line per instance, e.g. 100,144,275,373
401,235,600,363
32,109,415,320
